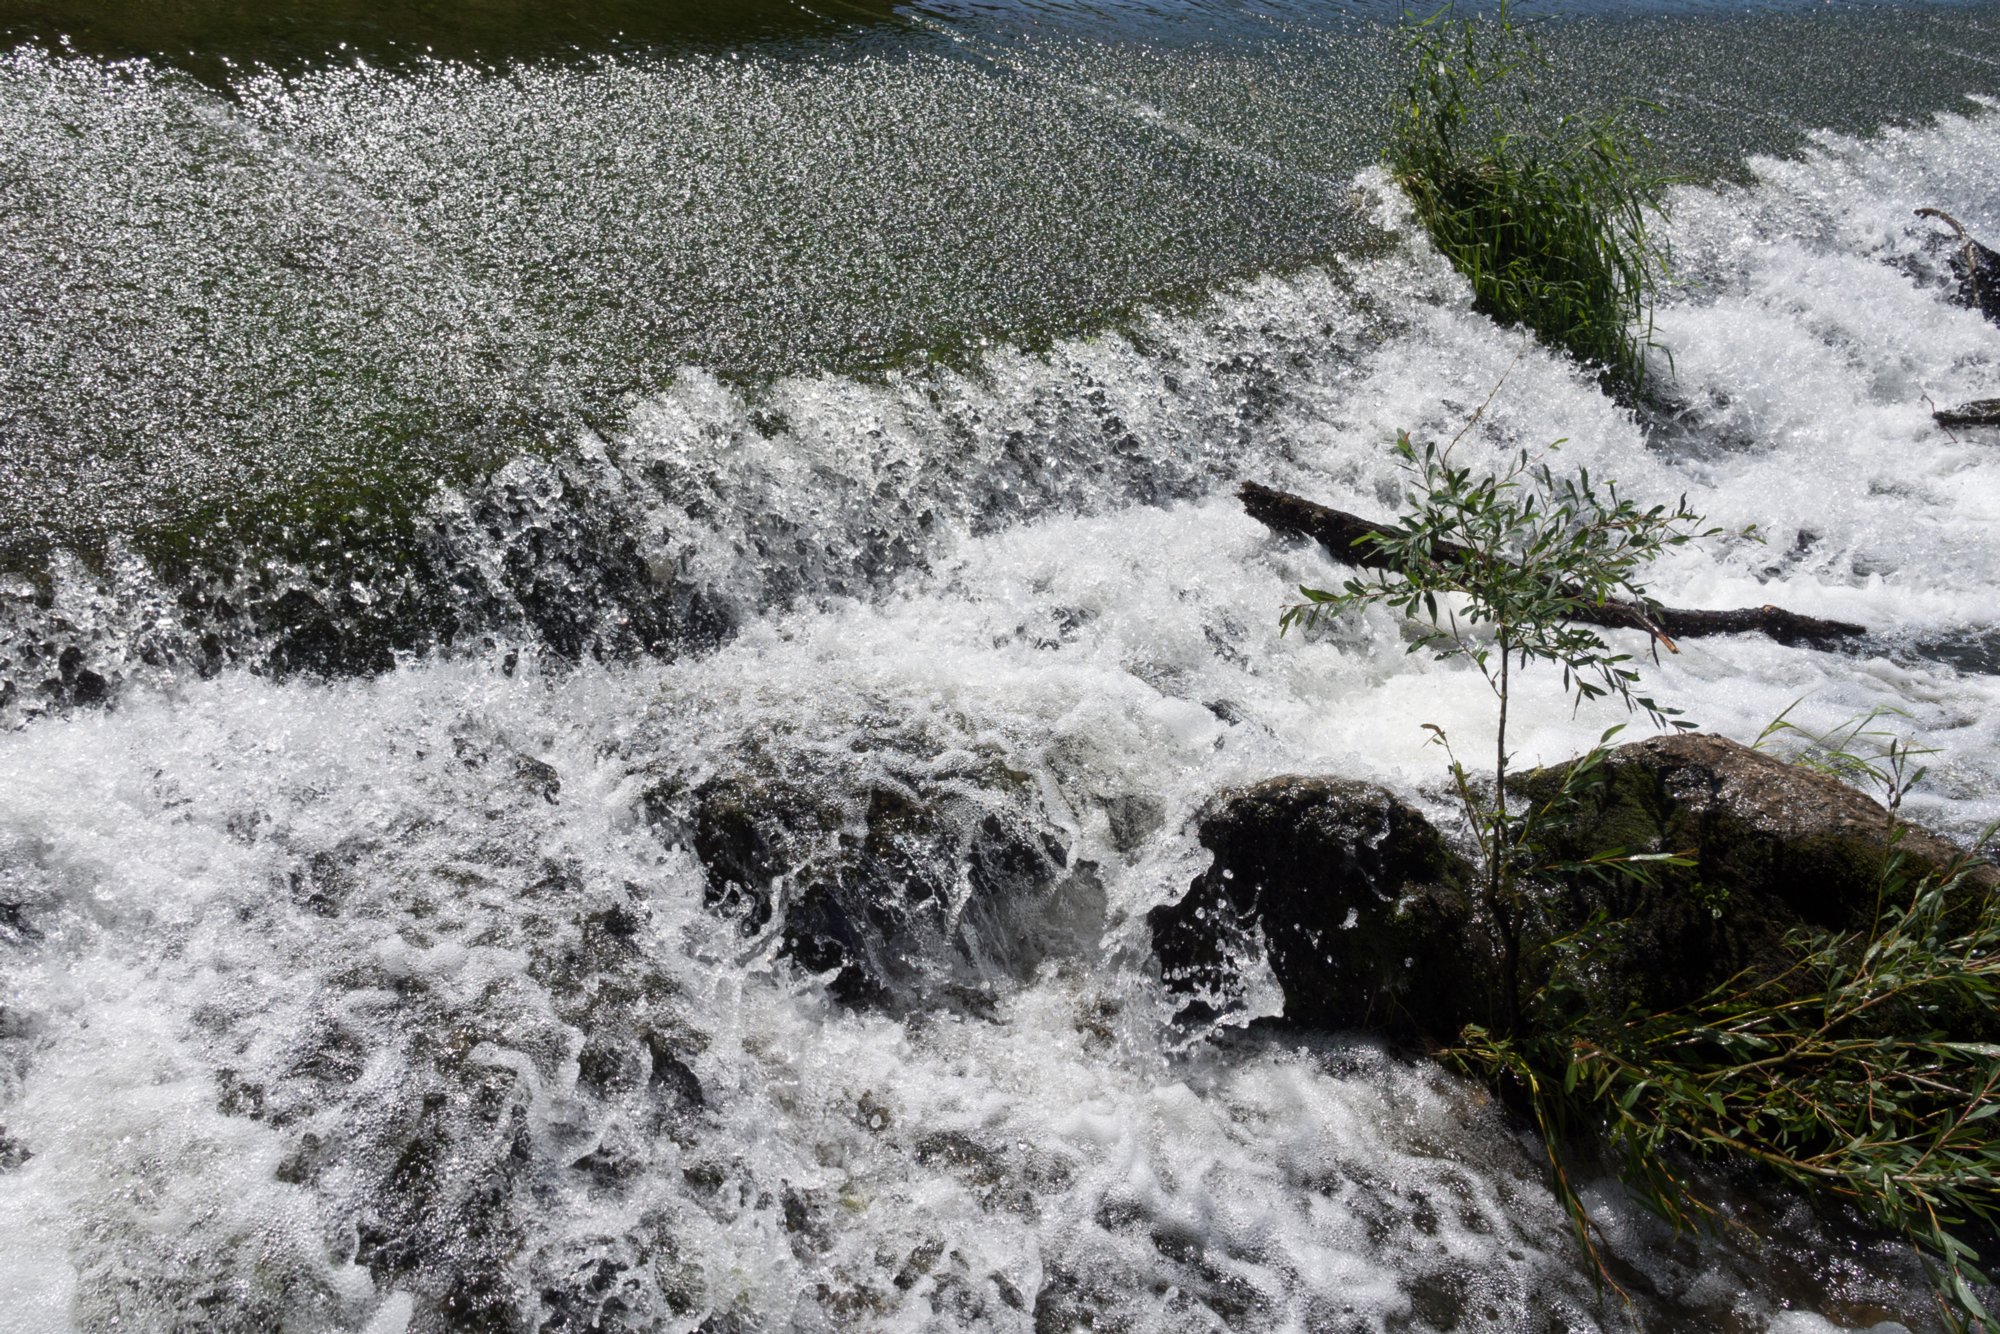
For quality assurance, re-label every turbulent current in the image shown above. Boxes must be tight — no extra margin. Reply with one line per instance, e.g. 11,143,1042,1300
4,2,2000,1330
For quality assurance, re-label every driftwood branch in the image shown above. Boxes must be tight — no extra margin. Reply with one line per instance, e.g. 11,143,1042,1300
1240,480,1867,647
1934,399,2000,429
1916,211,2000,427
1917,207,2000,323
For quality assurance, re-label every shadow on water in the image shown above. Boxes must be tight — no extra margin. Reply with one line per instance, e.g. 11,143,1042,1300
0,0,910,81
1901,628,2000,677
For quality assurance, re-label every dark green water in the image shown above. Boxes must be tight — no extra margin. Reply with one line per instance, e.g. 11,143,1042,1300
4,0,2000,564
0,0,909,81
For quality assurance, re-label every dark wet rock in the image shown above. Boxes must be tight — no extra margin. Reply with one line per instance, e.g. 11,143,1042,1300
531,1233,678,1333
914,1131,1007,1186
1039,1208,1274,1332
0,898,39,945
0,450,742,727
52,643,107,705
575,1036,644,1097
523,889,662,1002
893,1239,945,1291
781,1186,831,1260
1159,741,1999,1048
538,1255,637,1332
350,1083,529,1331
283,1018,370,1088
1148,776,1479,1042
351,1063,543,1334
1,626,114,716
514,754,563,804
214,1068,269,1120
434,455,690,664
1032,1265,1118,1334
903,1248,1027,1325
582,902,643,953
644,1030,705,1110
1102,793,1166,854
645,738,1104,1008
454,728,564,804
1515,732,2000,1015
273,1132,327,1187
570,1128,645,1192
287,849,360,920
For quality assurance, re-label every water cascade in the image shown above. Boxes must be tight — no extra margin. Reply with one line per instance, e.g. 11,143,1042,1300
4,2,2000,1329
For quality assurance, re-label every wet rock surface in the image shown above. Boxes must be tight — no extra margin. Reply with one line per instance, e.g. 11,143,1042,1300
645,733,1106,1009
1156,738,1998,1048
0,451,736,728
1149,775,1481,1042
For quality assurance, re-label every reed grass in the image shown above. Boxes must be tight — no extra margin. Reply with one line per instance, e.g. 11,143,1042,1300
1455,828,2000,1331
1390,5,1674,399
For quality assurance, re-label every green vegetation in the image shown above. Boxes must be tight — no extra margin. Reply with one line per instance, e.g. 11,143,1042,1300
1389,4,1676,398
1463,707,2000,1329
1283,429,1710,1032
1286,429,2000,1326
1456,839,2000,1331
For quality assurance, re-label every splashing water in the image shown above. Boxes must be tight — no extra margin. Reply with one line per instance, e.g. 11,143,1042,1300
5,7,2000,1331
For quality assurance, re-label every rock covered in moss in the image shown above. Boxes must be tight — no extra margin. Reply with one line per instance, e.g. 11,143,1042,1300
1154,742,1996,1049
1515,732,1999,1013
1148,776,1479,1042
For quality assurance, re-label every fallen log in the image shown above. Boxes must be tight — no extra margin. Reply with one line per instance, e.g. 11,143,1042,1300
1239,480,1868,647
1934,398,2000,429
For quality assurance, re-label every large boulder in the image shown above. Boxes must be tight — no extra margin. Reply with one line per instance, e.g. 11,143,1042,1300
1151,740,1997,1049
645,739,1104,1008
1515,732,2000,1015
1148,776,1481,1043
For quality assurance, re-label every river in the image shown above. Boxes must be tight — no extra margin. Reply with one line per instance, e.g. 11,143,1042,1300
3,1,2000,1329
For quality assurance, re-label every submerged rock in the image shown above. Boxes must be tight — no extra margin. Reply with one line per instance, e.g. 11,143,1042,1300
645,736,1105,1008
1148,776,1479,1042
0,449,741,727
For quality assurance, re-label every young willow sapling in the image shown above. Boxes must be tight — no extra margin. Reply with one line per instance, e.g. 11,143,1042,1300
1281,431,1713,1033
1284,436,2000,1326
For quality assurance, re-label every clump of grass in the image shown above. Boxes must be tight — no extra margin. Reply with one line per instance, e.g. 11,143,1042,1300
1455,825,2000,1331
1390,4,1674,398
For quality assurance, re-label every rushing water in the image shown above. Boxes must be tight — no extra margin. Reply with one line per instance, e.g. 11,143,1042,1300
5,1,2000,1330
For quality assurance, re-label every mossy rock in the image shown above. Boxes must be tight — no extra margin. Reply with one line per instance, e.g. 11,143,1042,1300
1154,746,1997,1050
1514,732,1999,1016
2,449,736,727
